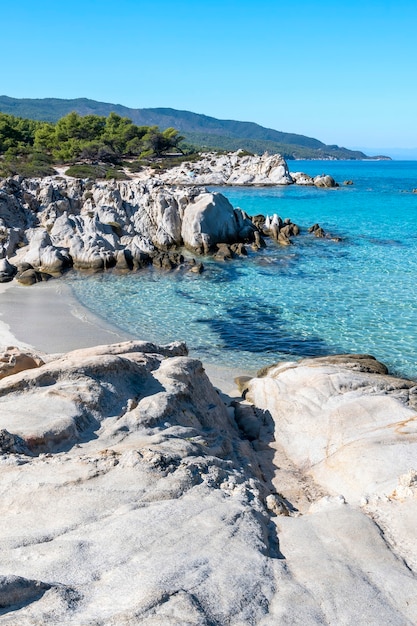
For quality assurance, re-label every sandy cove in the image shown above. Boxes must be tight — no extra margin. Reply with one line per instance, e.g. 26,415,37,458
0,279,249,396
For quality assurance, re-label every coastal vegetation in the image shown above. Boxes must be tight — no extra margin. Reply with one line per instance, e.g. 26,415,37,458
0,110,187,178
0,95,375,160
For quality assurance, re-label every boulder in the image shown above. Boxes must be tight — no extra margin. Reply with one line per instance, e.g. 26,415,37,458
0,257,17,282
22,229,71,274
289,171,315,185
0,346,44,380
181,192,256,252
16,268,41,285
313,174,338,188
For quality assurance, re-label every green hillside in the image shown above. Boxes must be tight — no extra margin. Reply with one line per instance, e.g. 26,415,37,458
0,96,369,160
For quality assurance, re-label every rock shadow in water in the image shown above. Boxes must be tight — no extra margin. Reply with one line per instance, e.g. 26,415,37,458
197,301,339,357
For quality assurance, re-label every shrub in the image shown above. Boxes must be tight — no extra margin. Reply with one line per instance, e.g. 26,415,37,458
65,164,103,179
65,163,129,180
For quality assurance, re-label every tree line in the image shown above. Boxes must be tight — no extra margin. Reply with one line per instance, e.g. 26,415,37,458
0,111,186,177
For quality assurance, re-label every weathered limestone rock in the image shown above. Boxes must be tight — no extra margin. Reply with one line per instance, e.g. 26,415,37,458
0,341,281,624
159,151,294,186
0,346,44,380
313,174,338,188
237,353,417,624
245,353,417,503
289,171,315,185
1,344,417,622
1,178,263,277
290,171,338,188
23,229,72,274
181,192,256,252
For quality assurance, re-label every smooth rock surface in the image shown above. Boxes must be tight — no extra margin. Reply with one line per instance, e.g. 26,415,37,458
243,353,417,624
1,346,417,623
0,341,282,624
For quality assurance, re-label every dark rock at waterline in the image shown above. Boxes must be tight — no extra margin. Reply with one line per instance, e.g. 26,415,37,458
152,251,185,270
115,249,151,271
115,249,133,271
213,244,234,261
308,223,342,241
213,242,248,261
280,223,300,237
308,223,326,238
16,262,34,273
189,261,204,273
16,268,53,285
252,230,266,249
0,258,17,282
251,214,266,230
278,231,292,246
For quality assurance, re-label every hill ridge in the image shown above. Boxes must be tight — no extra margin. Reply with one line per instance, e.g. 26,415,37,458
0,95,369,159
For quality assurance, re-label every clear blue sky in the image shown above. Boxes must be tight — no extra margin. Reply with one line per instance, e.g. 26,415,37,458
2,0,416,154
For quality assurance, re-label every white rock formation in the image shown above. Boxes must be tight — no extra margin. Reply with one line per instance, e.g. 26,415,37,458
133,152,337,188
242,353,417,623
290,171,315,185
313,174,337,188
181,192,255,251
1,346,417,623
155,151,294,186
0,341,280,624
0,178,256,276
245,353,417,503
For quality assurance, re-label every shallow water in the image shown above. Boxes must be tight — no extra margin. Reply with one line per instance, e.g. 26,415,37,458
67,160,417,379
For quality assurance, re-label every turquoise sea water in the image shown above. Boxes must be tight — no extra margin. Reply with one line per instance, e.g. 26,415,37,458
67,161,417,379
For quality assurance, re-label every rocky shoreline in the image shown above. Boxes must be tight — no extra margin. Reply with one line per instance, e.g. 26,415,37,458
1,333,417,623
0,152,339,286
2,152,416,624
132,151,339,188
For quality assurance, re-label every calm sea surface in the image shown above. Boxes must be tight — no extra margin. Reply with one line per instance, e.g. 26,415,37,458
67,161,417,379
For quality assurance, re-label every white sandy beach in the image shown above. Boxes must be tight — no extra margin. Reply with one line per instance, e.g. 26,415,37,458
0,279,248,395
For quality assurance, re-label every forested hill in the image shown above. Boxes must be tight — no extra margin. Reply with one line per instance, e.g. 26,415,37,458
0,95,370,160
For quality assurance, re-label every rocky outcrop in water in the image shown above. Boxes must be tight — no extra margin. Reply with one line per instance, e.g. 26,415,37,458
0,177,257,280
1,345,417,623
291,171,338,187
156,151,294,186
136,151,338,188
